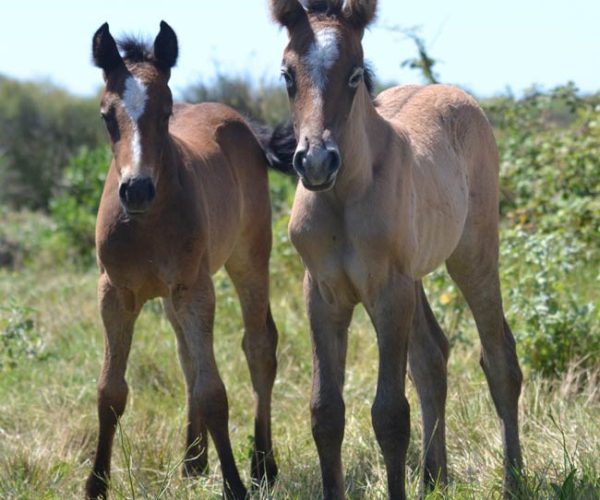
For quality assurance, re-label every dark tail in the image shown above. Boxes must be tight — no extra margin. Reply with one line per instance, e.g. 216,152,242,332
249,120,297,176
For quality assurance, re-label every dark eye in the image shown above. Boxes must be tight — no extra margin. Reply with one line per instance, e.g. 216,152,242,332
100,110,120,143
348,67,364,88
281,67,296,97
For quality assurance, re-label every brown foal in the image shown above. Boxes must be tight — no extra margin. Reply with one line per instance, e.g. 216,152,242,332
86,22,279,499
269,1,523,498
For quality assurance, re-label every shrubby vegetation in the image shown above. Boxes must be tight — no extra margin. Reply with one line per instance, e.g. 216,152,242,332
0,75,104,209
1,73,598,377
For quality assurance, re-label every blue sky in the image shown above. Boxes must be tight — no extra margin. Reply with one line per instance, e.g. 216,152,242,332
1,0,598,99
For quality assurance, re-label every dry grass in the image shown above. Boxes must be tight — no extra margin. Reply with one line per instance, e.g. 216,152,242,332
1,258,598,500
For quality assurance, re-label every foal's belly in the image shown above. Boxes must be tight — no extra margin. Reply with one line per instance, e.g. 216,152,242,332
409,206,467,278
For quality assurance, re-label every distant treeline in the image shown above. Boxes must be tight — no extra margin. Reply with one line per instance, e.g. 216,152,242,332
0,73,294,210
1,70,598,211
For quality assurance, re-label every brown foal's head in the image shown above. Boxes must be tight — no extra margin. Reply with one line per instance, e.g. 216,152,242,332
271,0,377,191
92,21,178,215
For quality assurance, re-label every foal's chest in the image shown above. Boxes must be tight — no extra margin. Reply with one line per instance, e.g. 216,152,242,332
289,199,398,305
98,216,202,298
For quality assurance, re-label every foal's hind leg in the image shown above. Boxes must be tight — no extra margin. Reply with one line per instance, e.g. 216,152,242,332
171,274,247,499
409,283,449,492
225,254,278,487
86,274,140,499
446,239,523,495
163,298,209,477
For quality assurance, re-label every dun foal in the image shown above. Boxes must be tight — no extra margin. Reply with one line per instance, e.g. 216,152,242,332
270,1,523,498
86,22,279,499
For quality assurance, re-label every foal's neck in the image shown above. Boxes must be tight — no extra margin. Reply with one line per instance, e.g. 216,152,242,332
334,85,388,200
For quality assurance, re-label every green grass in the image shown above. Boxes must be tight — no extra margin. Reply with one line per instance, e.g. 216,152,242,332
1,214,599,500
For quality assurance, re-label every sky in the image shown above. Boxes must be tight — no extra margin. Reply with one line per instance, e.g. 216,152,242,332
1,0,598,100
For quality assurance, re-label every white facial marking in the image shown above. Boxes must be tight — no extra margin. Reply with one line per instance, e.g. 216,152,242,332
122,76,148,177
123,76,148,121
305,27,339,91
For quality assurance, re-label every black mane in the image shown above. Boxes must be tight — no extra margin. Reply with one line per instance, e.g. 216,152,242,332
364,62,376,99
117,36,153,64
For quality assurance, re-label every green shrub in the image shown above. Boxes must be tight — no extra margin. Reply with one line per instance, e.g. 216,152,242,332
0,301,46,371
0,76,104,209
49,146,110,266
501,230,598,376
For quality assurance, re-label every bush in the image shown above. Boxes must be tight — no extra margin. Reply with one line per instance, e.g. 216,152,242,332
481,85,600,376
501,230,599,376
49,146,110,266
0,301,46,371
0,76,104,209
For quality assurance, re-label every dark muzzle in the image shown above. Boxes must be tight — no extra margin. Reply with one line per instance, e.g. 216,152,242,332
293,144,341,191
118,176,156,214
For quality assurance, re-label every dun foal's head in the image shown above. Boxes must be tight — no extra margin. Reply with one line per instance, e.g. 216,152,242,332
92,21,178,215
271,0,377,190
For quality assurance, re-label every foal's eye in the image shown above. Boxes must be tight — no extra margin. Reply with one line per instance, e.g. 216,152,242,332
100,111,120,142
348,67,364,89
281,67,296,97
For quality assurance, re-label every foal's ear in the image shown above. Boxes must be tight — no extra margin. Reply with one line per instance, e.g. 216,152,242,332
92,23,123,74
269,0,307,31
343,0,377,31
153,21,178,72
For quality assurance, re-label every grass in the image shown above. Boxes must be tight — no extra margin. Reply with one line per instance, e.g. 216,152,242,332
1,207,599,499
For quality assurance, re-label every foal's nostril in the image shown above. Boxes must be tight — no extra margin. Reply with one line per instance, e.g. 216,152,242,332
146,181,156,202
118,182,128,203
326,148,341,172
293,149,307,174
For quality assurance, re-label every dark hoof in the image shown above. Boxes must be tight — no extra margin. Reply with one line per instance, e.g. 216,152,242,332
223,482,248,500
85,473,108,499
251,450,278,488
182,456,209,477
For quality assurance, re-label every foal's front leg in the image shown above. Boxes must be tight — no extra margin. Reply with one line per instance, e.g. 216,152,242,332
86,274,140,499
171,274,247,499
163,298,209,477
364,273,416,500
305,272,353,500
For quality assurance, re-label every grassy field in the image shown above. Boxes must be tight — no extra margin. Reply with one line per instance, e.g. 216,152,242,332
1,195,598,499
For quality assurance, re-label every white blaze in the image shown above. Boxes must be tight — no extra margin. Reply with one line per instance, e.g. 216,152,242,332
305,27,339,91
121,76,148,177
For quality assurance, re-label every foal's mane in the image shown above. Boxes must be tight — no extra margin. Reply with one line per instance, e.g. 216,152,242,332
363,63,376,99
117,36,154,64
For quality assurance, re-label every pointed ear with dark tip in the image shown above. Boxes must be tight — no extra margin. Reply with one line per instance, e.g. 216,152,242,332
92,22,123,73
343,0,377,31
153,21,178,72
269,0,307,31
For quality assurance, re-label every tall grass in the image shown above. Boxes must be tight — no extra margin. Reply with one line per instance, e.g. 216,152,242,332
1,201,598,499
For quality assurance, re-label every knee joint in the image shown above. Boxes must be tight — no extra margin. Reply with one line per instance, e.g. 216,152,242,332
311,396,345,443
193,382,228,423
371,395,410,447
97,381,128,418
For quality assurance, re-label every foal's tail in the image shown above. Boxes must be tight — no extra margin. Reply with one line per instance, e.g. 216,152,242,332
249,120,297,176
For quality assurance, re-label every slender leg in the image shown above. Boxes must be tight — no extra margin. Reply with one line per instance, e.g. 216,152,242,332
364,272,416,500
447,253,523,496
408,283,449,493
163,298,209,477
305,272,353,500
86,274,140,499
225,262,279,487
171,274,247,499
